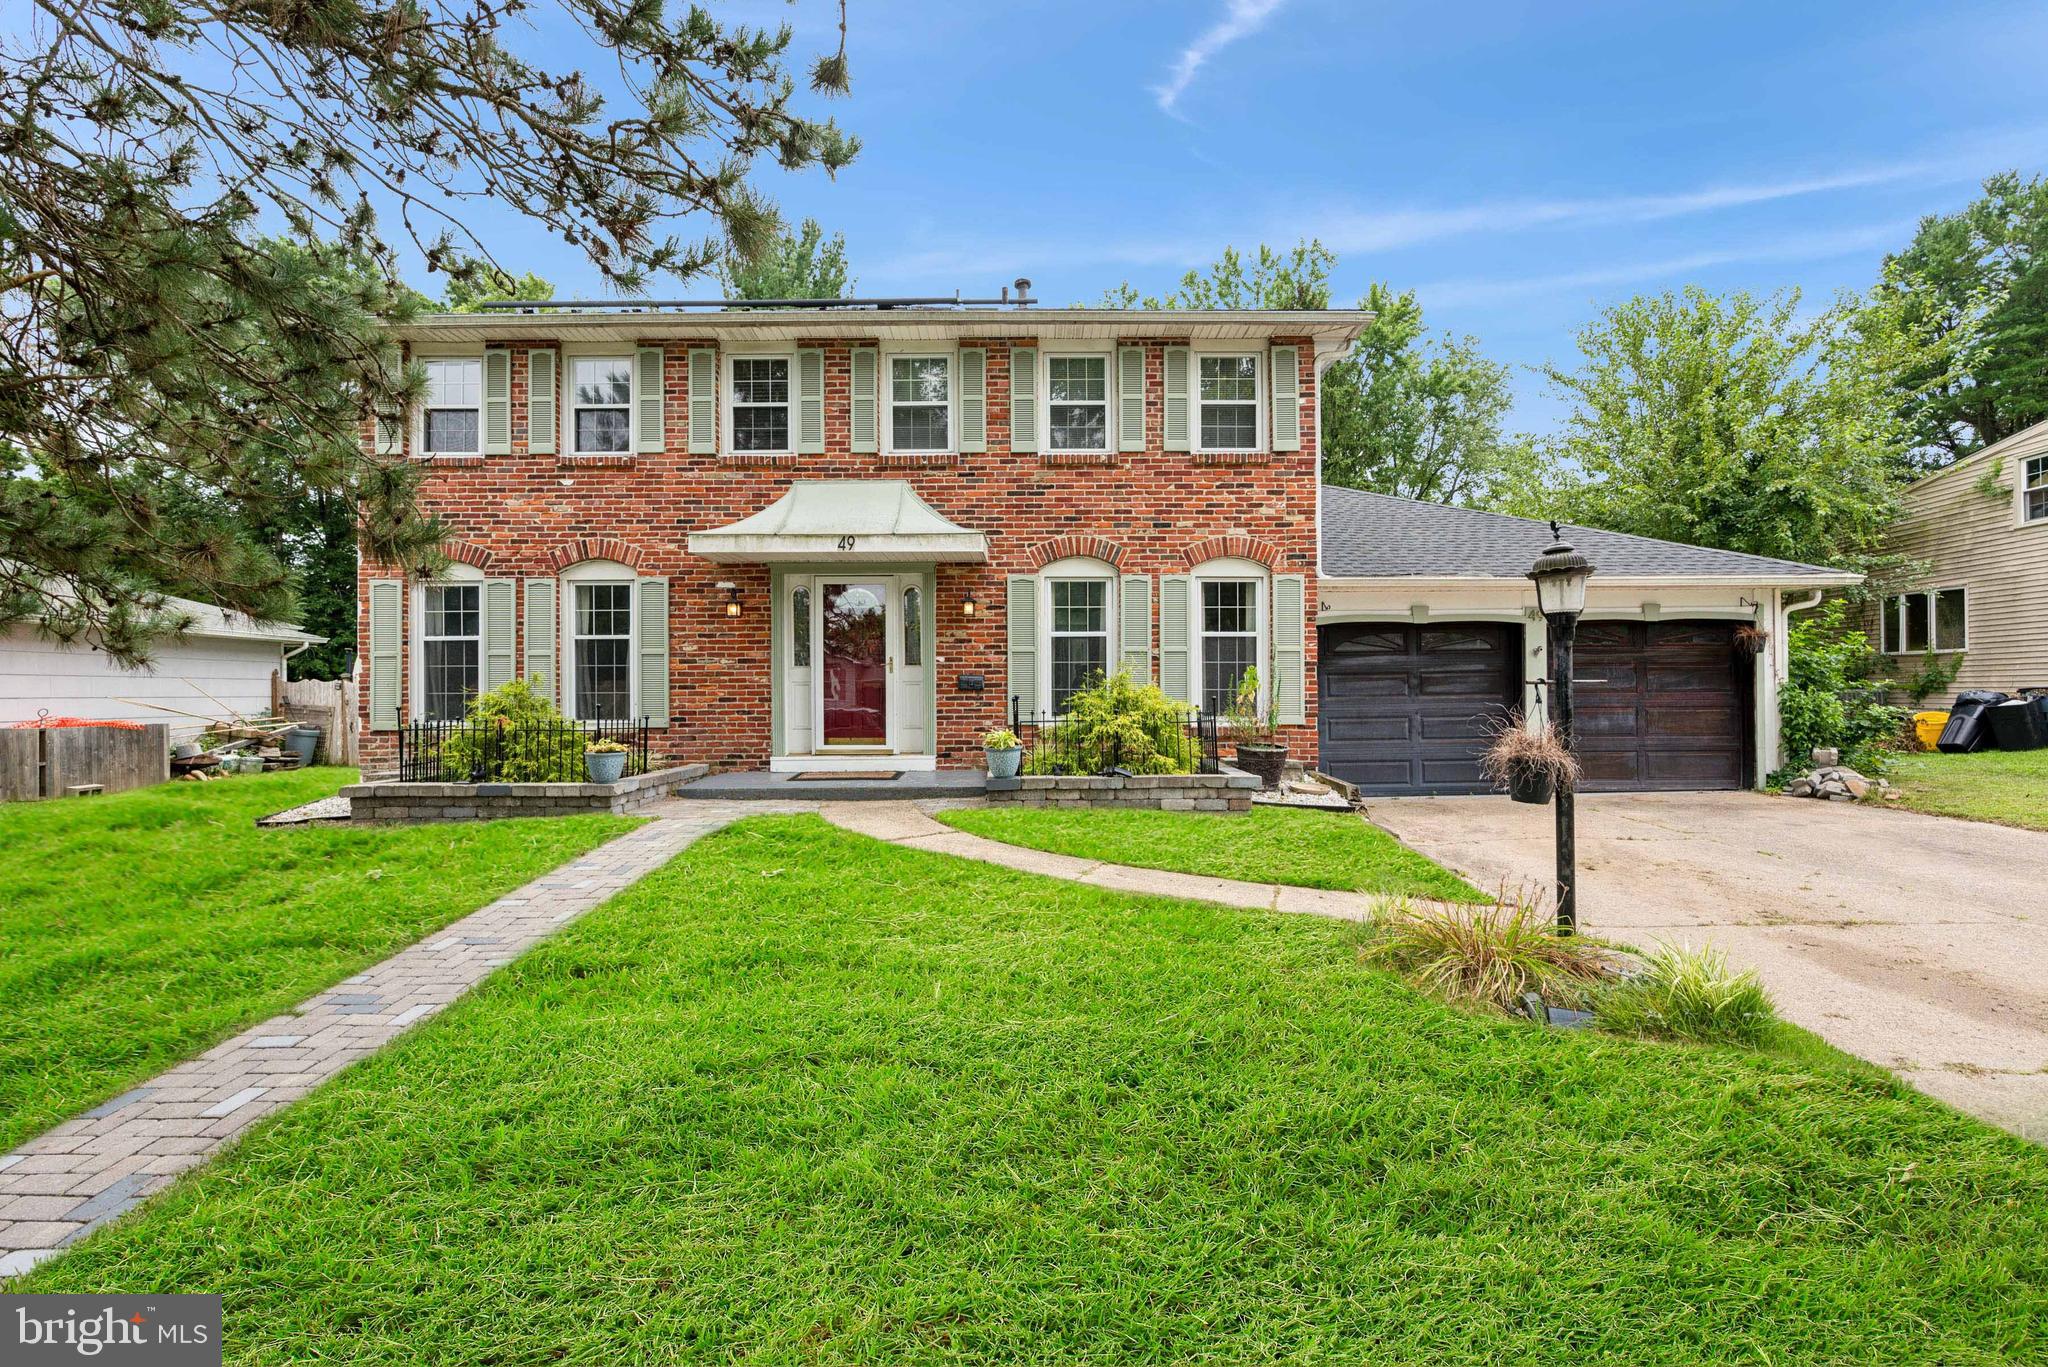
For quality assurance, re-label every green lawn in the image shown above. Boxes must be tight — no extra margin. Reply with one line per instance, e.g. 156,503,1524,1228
0,769,635,1152
938,802,1485,899
1889,748,2048,831
23,815,2043,1364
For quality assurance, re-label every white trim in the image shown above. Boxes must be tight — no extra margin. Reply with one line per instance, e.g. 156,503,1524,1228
413,354,484,459
882,347,955,455
1040,347,1114,455
723,349,796,457
1192,342,1263,455
408,564,484,722
1190,557,1268,716
2022,452,2048,527
559,346,637,457
1039,556,1118,713
559,560,637,721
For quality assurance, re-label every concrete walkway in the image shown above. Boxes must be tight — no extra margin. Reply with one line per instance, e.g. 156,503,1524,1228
1368,791,2048,1141
0,802,778,1279
819,801,1377,922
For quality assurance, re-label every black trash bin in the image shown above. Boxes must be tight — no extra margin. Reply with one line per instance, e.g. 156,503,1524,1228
1938,690,2009,753
1990,695,2048,751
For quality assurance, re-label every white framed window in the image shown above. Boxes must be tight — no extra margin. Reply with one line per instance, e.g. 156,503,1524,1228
888,353,952,453
1196,352,1260,453
1046,353,1110,453
1037,558,1117,714
417,357,483,457
566,354,634,455
728,354,793,454
1199,577,1262,715
411,564,483,721
2025,454,2048,524
1881,588,1966,654
561,562,636,720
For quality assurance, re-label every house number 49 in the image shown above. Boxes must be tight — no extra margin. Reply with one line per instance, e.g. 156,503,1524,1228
836,535,857,551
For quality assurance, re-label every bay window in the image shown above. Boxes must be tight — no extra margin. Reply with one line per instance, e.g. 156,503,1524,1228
1197,353,1259,452
569,355,633,455
889,355,951,452
418,358,482,457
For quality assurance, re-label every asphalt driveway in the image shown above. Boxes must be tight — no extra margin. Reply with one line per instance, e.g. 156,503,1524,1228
1367,791,2048,1140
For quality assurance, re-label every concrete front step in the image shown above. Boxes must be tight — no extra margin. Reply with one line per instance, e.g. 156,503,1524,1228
669,770,988,801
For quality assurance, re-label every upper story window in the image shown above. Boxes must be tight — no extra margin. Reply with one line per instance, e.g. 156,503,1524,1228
889,355,951,452
1047,354,1109,452
419,358,482,457
569,356,633,455
1882,589,1966,654
418,580,481,721
1200,578,1260,716
2026,454,2048,524
731,356,792,454
1198,354,1259,452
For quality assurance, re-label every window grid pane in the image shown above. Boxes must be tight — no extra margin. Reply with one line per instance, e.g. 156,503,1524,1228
1201,580,1257,716
574,639,632,720
731,358,789,404
571,358,632,406
1048,357,1106,401
733,406,790,452
1935,589,1967,652
1051,636,1108,715
574,409,631,453
422,640,479,723
424,359,481,407
1200,404,1257,450
422,409,479,454
892,405,949,451
1050,404,1107,451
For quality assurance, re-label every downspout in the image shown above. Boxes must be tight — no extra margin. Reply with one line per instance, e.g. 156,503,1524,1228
1766,589,1824,782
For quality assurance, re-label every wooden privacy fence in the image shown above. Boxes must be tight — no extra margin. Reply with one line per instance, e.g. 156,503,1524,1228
273,673,357,766
0,723,170,801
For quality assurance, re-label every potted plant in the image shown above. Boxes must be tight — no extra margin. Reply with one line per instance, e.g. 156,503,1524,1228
1733,624,1770,657
1479,715,1579,805
584,737,630,784
982,727,1024,779
1226,667,1287,789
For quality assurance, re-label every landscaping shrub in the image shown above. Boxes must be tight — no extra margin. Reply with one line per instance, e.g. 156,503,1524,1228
1363,891,1620,1014
1023,670,1204,775
436,679,587,782
1776,599,1907,776
1595,943,1777,1047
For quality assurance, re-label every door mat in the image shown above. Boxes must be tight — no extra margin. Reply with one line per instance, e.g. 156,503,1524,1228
792,770,901,781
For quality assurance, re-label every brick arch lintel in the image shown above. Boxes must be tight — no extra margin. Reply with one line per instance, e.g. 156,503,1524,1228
1023,536,1128,571
440,540,496,571
543,537,652,573
1180,534,1280,569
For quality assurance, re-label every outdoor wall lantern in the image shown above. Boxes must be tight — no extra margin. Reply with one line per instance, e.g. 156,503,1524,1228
718,581,742,617
961,591,978,618
1527,523,1595,932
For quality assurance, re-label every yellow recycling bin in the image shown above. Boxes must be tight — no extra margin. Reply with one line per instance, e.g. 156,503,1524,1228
1914,710,1951,750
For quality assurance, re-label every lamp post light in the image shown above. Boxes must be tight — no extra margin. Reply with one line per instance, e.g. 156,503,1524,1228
1527,523,1595,933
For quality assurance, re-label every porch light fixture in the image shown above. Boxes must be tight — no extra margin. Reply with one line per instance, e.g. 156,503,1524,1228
717,581,742,617
961,591,978,618
1527,522,1595,934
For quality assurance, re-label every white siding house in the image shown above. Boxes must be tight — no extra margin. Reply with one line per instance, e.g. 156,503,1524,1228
0,596,324,740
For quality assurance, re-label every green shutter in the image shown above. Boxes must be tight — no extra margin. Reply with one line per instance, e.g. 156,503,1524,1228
367,579,401,730
850,348,878,453
637,576,670,725
797,348,825,453
482,579,516,691
373,408,404,457
1272,573,1305,724
524,578,556,702
1010,346,1039,453
958,347,987,453
482,349,511,454
1119,574,1151,682
1117,345,1145,452
1006,574,1039,719
641,346,671,454
527,349,556,455
1270,345,1300,452
1160,574,1193,705
1162,346,1190,451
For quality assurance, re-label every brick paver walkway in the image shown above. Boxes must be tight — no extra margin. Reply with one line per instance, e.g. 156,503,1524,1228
0,803,779,1278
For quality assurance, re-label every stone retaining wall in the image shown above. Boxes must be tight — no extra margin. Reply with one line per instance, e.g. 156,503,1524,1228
984,767,1261,812
342,764,707,822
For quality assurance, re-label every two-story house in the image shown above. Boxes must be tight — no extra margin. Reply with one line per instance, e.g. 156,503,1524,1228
358,297,1855,794
1870,418,2048,705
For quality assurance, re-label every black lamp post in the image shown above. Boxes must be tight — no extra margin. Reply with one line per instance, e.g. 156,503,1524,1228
1527,523,1594,932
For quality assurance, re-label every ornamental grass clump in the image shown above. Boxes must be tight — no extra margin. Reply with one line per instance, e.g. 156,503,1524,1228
1478,714,1580,794
1595,943,1778,1047
1364,890,1620,1014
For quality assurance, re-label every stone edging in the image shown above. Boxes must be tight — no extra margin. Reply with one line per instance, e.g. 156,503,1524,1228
342,764,708,822
985,766,1261,812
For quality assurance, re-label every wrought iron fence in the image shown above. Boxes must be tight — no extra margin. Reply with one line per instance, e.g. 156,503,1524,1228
396,717,651,783
1009,696,1221,776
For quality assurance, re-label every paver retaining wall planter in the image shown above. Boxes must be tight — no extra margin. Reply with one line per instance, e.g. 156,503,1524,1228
985,767,1261,812
342,764,707,822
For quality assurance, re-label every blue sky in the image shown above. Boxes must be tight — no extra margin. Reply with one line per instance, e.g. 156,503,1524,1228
414,0,2048,433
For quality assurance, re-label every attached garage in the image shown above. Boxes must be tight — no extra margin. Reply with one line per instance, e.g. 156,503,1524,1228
1315,487,1863,795
1318,622,1516,795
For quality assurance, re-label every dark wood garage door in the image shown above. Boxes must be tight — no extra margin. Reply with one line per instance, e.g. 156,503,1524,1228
1573,621,1750,792
1317,622,1517,796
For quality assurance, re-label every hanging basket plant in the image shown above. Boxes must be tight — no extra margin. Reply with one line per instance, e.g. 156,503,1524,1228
1480,714,1580,805
1733,624,1770,657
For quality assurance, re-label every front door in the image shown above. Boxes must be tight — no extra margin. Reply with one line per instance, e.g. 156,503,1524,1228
820,580,889,747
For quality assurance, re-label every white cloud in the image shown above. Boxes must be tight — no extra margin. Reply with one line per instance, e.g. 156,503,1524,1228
1155,0,1290,115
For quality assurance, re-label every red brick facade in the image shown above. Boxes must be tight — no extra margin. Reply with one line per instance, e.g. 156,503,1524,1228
359,331,1322,773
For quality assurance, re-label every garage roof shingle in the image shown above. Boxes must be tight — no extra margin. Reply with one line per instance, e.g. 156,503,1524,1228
1320,485,1854,582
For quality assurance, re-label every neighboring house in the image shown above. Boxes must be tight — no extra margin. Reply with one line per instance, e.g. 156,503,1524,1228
0,595,324,739
359,301,1855,794
1869,418,2048,706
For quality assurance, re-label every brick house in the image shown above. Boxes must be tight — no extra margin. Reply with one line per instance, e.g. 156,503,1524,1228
358,300,1854,792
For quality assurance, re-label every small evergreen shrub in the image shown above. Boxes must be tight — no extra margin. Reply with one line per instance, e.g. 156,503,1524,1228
1595,944,1777,1047
437,679,587,782
1023,671,1203,775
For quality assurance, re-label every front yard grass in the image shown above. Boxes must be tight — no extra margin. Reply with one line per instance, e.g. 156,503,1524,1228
938,801,1486,899
0,769,636,1152
22,815,2044,1364
1888,747,2048,831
